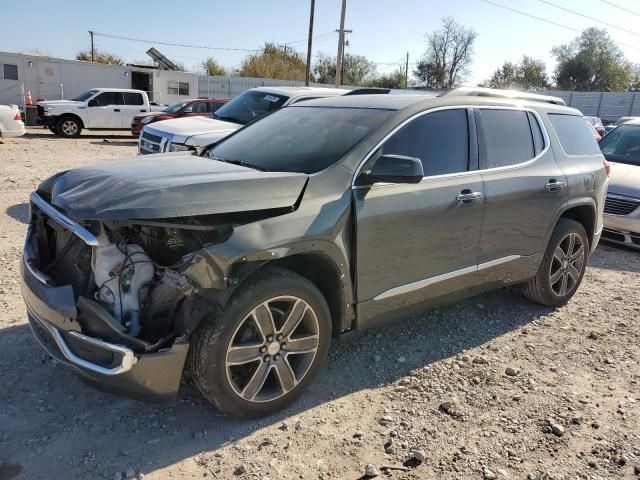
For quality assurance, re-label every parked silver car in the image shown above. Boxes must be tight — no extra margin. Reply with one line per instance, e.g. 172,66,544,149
599,119,640,248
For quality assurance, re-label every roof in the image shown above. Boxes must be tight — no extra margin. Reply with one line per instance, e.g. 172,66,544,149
292,91,581,115
251,86,348,98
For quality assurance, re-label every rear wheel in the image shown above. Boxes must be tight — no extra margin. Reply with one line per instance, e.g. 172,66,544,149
523,218,588,307
190,268,331,418
56,116,81,138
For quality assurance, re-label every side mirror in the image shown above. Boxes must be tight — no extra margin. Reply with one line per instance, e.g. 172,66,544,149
88,99,98,107
360,154,424,185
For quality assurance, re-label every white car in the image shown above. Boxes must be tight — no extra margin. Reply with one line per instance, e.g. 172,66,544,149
37,88,164,138
138,86,349,155
0,105,25,138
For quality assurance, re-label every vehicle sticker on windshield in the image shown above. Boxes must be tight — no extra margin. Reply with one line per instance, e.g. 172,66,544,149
263,95,280,103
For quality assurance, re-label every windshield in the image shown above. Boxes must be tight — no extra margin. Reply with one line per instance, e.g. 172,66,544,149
599,124,640,166
208,106,391,174
164,101,189,113
212,90,288,125
72,90,98,102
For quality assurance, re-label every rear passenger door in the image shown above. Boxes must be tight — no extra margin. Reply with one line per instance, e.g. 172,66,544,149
473,107,568,289
354,108,484,316
120,92,147,128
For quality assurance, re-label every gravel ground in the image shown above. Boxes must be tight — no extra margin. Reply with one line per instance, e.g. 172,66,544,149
0,128,639,480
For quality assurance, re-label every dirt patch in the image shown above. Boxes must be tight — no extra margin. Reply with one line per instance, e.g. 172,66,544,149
0,128,638,479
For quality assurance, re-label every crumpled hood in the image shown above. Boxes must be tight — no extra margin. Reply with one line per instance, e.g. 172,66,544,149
146,117,240,144
608,161,640,198
37,100,84,108
44,155,308,221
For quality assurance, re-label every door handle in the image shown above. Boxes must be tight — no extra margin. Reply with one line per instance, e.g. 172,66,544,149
545,180,566,192
114,108,121,112
140,109,147,112
456,190,483,204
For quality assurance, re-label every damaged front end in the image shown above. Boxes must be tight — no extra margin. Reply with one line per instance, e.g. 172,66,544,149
21,193,226,402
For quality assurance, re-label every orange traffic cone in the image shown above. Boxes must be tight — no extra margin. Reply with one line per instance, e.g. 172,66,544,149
25,91,33,105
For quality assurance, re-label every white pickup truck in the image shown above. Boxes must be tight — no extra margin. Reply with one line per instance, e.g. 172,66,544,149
38,88,164,138
138,86,349,154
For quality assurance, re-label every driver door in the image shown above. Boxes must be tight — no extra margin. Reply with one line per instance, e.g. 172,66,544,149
354,108,484,321
87,92,123,129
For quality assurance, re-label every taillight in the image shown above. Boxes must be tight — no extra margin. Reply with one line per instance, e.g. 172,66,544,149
603,158,611,177
14,111,21,121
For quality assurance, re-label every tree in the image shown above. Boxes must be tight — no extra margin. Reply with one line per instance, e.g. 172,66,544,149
552,28,633,91
239,43,307,81
366,68,407,89
414,17,477,88
313,53,377,85
201,57,227,76
481,56,548,90
76,49,123,65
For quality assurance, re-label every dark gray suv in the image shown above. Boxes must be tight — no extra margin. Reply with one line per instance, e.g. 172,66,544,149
21,89,609,417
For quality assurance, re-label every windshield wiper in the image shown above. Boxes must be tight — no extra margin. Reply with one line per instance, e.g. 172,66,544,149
212,156,269,172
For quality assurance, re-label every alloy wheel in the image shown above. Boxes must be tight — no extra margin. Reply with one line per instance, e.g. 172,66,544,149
61,120,78,136
225,296,320,403
549,232,585,297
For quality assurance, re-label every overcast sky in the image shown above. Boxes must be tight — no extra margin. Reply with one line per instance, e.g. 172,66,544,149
2,0,640,85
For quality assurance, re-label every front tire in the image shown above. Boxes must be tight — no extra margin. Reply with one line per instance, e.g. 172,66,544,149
190,267,332,418
523,218,588,307
56,116,82,138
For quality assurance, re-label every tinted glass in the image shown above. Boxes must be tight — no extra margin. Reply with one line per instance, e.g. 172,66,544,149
212,91,288,125
192,102,209,114
548,114,601,155
527,111,545,155
123,92,144,105
598,124,640,166
94,92,122,106
210,102,225,113
3,64,18,80
481,110,535,168
209,106,391,174
164,101,189,113
380,109,469,176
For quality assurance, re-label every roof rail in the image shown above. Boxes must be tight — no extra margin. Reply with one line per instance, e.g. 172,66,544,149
442,87,566,106
344,88,392,96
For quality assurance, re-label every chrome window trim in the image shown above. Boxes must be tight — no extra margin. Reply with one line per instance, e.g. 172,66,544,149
373,255,521,301
606,192,640,203
30,192,99,247
351,105,551,189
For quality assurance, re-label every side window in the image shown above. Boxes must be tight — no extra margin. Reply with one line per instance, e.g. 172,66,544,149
480,109,535,168
548,114,601,155
3,64,18,80
210,102,225,113
93,92,123,106
123,93,144,105
168,81,189,95
527,111,545,155
380,109,470,176
192,102,209,114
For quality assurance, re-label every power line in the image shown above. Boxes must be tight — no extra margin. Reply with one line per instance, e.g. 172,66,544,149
537,0,640,38
92,32,262,52
478,0,640,51
600,0,640,17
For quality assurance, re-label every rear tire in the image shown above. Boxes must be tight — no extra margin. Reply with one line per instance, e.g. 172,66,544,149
189,267,332,418
56,116,82,138
522,218,588,307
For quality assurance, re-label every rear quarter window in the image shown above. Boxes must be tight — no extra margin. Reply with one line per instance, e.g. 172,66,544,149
548,114,601,155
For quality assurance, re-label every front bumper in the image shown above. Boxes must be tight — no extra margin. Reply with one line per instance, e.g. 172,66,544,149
21,194,189,402
602,195,640,249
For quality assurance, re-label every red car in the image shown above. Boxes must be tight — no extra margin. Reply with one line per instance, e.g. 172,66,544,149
131,98,228,136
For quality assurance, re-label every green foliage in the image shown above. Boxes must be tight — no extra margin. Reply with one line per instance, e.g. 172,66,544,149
76,49,124,65
201,57,227,76
552,28,633,91
414,17,477,88
366,68,407,89
313,53,377,85
239,43,307,81
481,56,548,90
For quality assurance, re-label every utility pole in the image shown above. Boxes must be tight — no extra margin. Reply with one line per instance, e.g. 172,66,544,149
89,30,95,62
404,52,409,89
305,0,315,86
335,0,347,87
